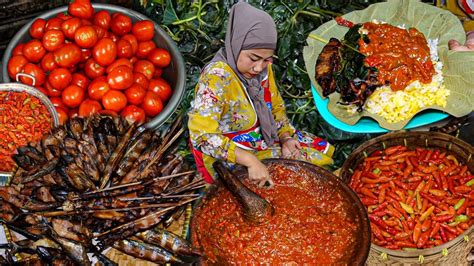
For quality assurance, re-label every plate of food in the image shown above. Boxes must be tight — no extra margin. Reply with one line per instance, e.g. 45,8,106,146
303,0,474,131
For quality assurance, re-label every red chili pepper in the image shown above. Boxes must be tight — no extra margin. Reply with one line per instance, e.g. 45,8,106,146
395,240,417,248
456,199,469,215
413,223,422,243
417,231,430,248
361,187,378,199
439,227,448,242
440,223,457,235
432,214,454,222
371,223,386,241
454,185,471,194
420,192,441,205
373,202,390,213
361,198,379,206
430,222,441,238
334,16,354,28
369,215,398,235
421,218,431,232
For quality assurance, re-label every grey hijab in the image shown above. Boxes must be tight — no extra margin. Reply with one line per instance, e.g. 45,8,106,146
209,1,279,146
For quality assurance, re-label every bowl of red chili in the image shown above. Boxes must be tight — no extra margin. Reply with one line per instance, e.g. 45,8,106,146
340,131,474,265
0,83,59,173
190,159,371,265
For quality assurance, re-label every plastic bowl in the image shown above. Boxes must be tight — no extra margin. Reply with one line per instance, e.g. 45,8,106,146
1,3,186,130
0,82,59,176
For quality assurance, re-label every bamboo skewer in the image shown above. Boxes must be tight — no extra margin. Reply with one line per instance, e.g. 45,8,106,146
120,193,201,201
38,196,200,217
93,197,196,238
79,170,196,197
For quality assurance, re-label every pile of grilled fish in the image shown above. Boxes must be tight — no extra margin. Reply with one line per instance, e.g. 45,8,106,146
0,114,203,265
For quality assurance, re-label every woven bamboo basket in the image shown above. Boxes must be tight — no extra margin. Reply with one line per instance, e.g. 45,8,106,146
340,131,474,265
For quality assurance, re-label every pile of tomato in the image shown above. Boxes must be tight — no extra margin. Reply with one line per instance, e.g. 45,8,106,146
7,0,173,125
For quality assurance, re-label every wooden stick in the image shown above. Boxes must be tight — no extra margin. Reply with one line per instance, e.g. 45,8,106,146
39,197,199,217
120,193,201,201
93,197,196,238
79,170,195,197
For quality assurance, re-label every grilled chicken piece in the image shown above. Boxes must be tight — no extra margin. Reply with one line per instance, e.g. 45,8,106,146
315,38,342,97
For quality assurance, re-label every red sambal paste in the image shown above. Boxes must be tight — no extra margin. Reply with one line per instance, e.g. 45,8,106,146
192,164,359,264
0,91,52,172
358,22,435,91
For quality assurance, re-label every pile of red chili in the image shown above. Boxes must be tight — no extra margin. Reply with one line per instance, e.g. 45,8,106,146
358,22,435,91
0,91,52,172
349,145,474,250
192,164,359,264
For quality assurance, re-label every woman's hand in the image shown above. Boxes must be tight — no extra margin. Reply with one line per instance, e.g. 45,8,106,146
247,160,273,188
449,31,474,51
235,147,274,188
281,137,301,159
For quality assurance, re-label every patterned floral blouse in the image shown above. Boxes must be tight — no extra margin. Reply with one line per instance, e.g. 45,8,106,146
188,61,294,164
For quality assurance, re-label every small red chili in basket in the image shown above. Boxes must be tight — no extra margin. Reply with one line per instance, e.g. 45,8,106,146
0,91,52,172
350,145,474,250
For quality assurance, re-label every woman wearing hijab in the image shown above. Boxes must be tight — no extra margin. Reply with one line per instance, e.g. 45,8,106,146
188,1,334,186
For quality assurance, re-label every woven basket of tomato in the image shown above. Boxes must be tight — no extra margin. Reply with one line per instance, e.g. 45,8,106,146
2,0,185,129
340,131,474,265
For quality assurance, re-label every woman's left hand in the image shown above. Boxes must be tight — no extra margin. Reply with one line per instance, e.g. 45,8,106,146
281,137,301,159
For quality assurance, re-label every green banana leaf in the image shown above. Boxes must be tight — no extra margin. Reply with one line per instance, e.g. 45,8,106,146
303,0,474,131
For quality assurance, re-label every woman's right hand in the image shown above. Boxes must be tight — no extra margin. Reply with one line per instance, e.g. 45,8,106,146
247,159,274,188
235,147,274,188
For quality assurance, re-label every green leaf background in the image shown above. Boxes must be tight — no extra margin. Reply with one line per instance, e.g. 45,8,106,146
303,0,474,130
132,0,458,168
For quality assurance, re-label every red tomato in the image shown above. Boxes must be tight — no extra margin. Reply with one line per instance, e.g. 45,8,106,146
88,76,110,100
148,78,172,102
147,48,171,68
125,83,146,105
116,39,133,58
56,12,71,21
12,44,24,56
61,18,82,39
102,90,127,112
20,63,46,86
94,25,106,39
132,20,154,42
50,96,68,110
7,55,28,80
105,31,119,43
29,18,47,39
84,58,105,79
54,43,81,68
42,30,65,52
56,107,68,125
22,39,46,63
121,105,146,124
106,58,132,74
93,10,111,30
74,25,98,48
107,65,133,90
133,60,155,80
48,68,72,90
136,41,156,59
68,0,93,19
62,84,85,108
92,38,117,66
46,82,62,97
81,19,92,26
35,86,49,96
80,48,91,62
45,17,63,31
41,53,58,72
110,13,132,36
71,73,90,89
130,56,138,64
121,34,138,54
133,72,149,89
153,68,163,79
78,99,102,117
141,91,163,117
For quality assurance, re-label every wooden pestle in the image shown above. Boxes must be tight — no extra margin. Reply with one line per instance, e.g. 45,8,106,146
213,161,274,224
